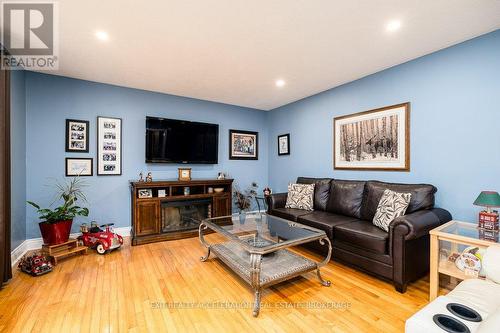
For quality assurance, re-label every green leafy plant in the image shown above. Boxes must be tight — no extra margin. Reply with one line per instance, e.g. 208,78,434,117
233,182,258,212
27,176,89,223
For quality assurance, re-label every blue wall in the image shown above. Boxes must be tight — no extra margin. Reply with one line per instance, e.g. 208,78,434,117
267,30,500,222
16,29,500,241
10,70,26,249
24,73,269,238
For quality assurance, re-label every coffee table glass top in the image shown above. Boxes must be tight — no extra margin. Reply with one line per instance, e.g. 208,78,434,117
437,220,499,244
201,212,326,254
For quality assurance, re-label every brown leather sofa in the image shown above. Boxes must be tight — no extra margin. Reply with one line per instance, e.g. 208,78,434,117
266,177,452,293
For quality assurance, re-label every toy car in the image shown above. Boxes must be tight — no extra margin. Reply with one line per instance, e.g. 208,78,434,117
18,253,53,276
78,222,123,255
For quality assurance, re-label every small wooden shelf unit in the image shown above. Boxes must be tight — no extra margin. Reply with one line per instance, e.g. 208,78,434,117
130,179,233,245
41,239,88,265
429,220,498,301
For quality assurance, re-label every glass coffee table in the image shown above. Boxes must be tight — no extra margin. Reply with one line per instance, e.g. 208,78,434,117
198,212,332,316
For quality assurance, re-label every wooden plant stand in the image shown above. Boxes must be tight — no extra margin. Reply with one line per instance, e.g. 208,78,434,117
42,238,87,265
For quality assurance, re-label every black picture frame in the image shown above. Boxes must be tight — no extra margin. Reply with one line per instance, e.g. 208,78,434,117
278,133,290,156
97,116,122,176
65,158,93,177
65,119,89,153
229,129,258,160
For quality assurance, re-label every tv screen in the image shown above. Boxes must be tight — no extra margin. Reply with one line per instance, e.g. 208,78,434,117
146,117,219,164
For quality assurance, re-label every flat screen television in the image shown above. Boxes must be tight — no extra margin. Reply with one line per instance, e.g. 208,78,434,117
146,117,219,164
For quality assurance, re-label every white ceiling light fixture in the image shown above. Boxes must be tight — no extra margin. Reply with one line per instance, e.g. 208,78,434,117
386,20,402,32
95,30,109,41
275,79,286,88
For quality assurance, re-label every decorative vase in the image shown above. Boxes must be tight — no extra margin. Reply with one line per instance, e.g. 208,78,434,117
38,219,73,245
239,211,246,224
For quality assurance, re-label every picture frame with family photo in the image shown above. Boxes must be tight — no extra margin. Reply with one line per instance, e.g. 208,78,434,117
65,119,89,153
97,116,122,176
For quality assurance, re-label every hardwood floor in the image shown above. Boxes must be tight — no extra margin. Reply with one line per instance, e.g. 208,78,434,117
0,236,437,332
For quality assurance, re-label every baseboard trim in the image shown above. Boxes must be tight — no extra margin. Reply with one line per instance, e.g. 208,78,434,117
11,226,131,267
10,212,268,266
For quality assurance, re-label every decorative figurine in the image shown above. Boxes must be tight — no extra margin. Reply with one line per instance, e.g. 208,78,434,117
146,172,153,182
18,252,53,276
217,172,226,180
263,187,272,196
138,172,144,182
78,222,124,255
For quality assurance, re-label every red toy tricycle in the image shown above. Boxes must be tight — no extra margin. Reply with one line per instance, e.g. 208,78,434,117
78,222,123,254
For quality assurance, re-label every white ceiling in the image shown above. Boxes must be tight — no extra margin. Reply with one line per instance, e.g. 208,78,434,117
32,0,500,110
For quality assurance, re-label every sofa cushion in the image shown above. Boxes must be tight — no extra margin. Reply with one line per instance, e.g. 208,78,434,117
297,211,358,239
327,180,366,218
297,177,333,211
448,279,500,315
285,183,315,210
478,307,500,333
483,245,500,284
361,181,436,221
334,220,389,254
372,189,412,232
269,207,311,222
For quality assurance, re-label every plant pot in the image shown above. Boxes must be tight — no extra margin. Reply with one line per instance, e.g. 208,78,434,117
39,219,73,245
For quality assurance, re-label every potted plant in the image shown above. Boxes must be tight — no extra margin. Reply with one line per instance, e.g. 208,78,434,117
27,177,89,245
233,182,258,223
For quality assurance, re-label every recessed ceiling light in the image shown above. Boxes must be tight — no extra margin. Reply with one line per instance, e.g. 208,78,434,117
95,30,109,41
275,79,286,88
386,20,402,32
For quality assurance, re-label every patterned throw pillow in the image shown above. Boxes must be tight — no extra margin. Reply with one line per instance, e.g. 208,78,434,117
373,189,412,232
285,183,315,211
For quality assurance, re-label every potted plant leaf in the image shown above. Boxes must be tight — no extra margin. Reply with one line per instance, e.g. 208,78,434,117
27,177,89,245
233,182,258,223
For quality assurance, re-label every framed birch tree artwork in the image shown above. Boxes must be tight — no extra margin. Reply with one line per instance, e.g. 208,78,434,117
333,103,410,171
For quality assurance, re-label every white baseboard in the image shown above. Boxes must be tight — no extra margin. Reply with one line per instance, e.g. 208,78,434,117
10,213,268,266
11,226,131,267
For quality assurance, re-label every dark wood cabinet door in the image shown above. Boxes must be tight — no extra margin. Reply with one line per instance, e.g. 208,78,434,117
213,195,231,217
136,201,159,236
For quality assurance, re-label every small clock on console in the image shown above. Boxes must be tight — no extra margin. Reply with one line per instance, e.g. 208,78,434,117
178,168,192,181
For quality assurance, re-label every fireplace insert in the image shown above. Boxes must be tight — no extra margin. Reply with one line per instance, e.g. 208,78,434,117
161,199,212,233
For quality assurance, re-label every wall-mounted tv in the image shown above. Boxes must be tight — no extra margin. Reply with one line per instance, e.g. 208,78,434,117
146,117,219,164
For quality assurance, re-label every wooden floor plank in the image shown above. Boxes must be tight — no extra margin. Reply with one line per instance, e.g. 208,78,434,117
0,236,445,332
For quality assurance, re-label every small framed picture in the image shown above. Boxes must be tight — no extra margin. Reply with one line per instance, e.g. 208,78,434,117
66,119,89,153
229,129,258,160
65,158,93,177
158,189,167,198
178,168,192,181
278,134,290,156
97,116,122,175
138,189,153,198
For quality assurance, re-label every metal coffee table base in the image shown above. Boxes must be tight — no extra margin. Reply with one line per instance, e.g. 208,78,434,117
199,224,332,317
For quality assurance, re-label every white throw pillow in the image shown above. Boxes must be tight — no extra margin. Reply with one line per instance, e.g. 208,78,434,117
285,183,315,211
373,189,411,232
482,245,500,284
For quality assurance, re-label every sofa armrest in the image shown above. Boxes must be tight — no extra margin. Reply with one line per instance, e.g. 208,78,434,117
390,208,452,292
390,208,452,241
266,192,287,211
